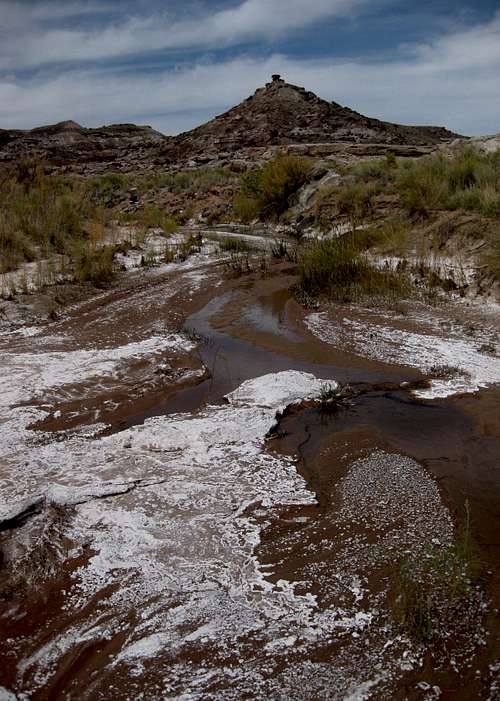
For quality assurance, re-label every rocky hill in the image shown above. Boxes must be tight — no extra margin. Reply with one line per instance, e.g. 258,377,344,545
0,120,167,172
0,76,463,173
158,75,462,166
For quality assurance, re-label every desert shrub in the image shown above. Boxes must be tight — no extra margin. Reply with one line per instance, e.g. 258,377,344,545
234,153,313,222
136,205,177,234
86,173,129,205
233,190,261,222
351,153,398,180
298,234,408,302
72,244,116,286
0,211,36,272
138,167,236,195
398,147,500,218
0,168,92,270
448,185,500,217
334,180,378,226
314,177,380,233
361,217,411,254
397,159,449,217
178,233,202,261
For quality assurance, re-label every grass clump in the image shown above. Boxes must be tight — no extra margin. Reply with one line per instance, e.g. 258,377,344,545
270,238,297,262
224,252,254,276
136,205,178,234
234,153,313,222
319,382,342,410
298,234,408,303
178,233,202,261
218,237,254,253
395,502,480,645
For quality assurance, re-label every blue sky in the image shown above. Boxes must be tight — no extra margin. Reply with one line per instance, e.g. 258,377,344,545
0,0,499,135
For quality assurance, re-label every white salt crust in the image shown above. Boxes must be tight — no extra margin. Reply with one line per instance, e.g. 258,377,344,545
306,311,500,398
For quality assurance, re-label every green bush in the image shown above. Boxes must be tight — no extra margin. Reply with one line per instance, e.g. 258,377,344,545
136,205,178,234
397,159,449,217
0,167,91,271
335,180,377,225
87,173,129,205
234,153,313,222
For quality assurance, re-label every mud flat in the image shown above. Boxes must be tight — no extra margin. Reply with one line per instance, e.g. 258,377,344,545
0,249,499,700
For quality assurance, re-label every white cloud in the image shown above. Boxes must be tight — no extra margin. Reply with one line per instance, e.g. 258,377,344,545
0,1,111,28
0,7,498,136
0,0,368,69
413,11,500,72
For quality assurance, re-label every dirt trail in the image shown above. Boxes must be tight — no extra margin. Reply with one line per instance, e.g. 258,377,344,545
0,247,499,700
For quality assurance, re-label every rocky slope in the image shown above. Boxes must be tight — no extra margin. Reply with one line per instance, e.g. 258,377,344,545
0,76,462,173
0,120,167,172
158,75,462,166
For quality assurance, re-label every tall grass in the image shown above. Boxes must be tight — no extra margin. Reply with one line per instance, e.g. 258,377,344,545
218,237,254,253
298,234,408,302
72,244,116,286
398,147,500,218
0,166,90,273
234,153,313,222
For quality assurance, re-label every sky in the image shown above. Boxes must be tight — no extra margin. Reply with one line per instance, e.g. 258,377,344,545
0,0,499,136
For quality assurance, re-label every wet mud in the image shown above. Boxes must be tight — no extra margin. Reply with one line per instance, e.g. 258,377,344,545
0,252,499,700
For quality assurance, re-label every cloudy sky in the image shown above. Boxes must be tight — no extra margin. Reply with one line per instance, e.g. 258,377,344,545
0,0,499,136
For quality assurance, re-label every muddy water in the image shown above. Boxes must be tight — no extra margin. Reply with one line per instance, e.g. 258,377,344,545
0,260,499,700
131,273,421,422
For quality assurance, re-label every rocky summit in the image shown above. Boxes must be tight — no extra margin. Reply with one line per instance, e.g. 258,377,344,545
160,75,461,166
0,76,462,173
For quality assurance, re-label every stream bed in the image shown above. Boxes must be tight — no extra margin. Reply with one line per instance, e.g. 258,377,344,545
0,253,499,700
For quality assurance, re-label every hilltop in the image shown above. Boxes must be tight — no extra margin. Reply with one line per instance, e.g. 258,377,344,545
160,75,460,166
0,76,462,173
